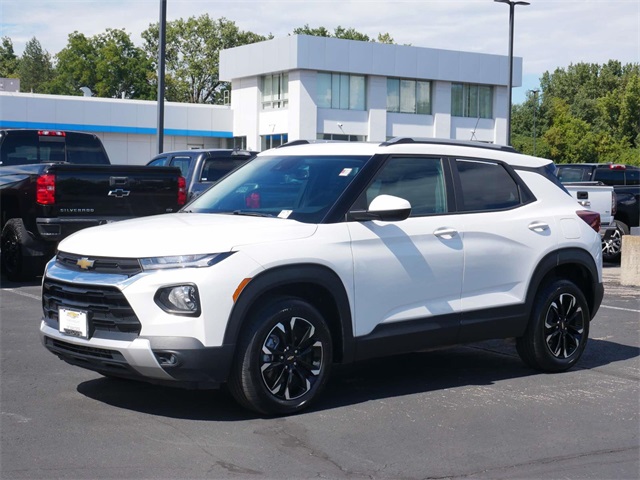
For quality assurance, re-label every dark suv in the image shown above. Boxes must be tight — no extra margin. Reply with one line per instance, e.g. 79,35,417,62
148,149,257,200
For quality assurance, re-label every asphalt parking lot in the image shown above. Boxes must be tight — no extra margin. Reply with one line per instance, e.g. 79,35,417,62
1,264,638,480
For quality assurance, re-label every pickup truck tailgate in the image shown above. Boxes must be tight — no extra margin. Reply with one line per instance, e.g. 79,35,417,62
53,164,182,217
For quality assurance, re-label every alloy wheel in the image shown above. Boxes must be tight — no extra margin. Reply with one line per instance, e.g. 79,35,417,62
259,316,324,401
544,293,585,359
602,228,622,258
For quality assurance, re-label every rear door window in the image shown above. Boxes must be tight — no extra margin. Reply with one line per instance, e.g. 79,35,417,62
456,159,521,211
169,155,193,177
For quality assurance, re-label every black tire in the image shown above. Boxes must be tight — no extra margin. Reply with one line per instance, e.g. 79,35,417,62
228,297,333,415
1,218,41,281
516,279,590,372
602,220,629,263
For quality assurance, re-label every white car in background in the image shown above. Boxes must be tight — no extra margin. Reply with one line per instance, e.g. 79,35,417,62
40,138,604,415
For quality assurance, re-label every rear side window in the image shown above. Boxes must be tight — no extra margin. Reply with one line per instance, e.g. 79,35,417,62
456,159,520,212
626,169,639,186
593,168,625,186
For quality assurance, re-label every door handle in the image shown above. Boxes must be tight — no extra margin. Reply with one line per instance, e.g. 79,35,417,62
528,221,549,232
433,227,458,239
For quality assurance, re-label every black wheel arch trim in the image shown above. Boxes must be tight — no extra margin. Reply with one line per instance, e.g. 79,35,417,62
223,263,356,363
527,247,603,321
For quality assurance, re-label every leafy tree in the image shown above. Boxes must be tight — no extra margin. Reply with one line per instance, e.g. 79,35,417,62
49,29,153,99
142,15,269,104
291,25,396,44
18,37,53,93
47,32,97,96
514,61,640,165
0,36,19,78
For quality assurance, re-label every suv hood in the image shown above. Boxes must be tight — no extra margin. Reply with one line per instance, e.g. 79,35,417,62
57,213,318,258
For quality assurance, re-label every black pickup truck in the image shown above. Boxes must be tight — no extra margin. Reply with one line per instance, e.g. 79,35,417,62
0,129,186,280
556,163,640,262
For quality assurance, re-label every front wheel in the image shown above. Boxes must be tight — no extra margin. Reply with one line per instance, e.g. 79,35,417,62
516,280,590,372
228,297,333,415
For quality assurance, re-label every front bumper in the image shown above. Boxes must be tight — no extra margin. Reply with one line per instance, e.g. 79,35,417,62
40,320,234,389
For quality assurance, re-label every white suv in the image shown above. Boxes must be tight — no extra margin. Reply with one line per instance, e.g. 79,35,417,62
40,138,604,415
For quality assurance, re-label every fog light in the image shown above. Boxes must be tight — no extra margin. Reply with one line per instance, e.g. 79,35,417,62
155,284,201,316
154,352,179,367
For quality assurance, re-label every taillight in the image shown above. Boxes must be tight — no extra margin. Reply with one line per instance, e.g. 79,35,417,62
36,174,56,205
612,191,617,216
177,176,187,206
576,210,600,233
245,192,260,208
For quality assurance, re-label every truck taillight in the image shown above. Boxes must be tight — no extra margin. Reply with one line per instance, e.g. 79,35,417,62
36,174,56,205
576,210,600,233
612,191,617,216
177,176,187,205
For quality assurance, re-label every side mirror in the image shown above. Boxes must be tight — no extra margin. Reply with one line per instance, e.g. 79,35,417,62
349,194,411,222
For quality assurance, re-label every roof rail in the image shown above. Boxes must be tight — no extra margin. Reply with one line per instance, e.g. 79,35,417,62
380,137,518,153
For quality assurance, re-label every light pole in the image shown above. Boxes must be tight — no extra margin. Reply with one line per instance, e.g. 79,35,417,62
157,0,167,154
530,88,539,155
494,0,529,146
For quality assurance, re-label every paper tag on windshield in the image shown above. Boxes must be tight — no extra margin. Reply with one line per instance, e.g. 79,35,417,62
278,210,293,219
339,168,353,177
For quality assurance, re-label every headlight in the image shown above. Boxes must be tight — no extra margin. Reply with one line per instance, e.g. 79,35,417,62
140,252,232,270
155,284,201,316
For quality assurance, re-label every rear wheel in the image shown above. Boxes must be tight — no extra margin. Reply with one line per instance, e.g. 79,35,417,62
602,220,628,263
517,279,589,372
1,218,42,281
228,297,333,415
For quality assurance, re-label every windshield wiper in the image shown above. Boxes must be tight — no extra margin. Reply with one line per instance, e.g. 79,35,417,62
231,210,275,218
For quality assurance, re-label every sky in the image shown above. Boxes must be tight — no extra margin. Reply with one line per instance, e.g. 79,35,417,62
1,0,639,104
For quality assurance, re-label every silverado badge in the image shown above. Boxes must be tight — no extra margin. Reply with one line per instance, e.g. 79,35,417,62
76,257,95,270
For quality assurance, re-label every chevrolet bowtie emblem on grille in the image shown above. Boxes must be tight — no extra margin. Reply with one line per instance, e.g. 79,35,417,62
108,188,131,198
76,257,95,270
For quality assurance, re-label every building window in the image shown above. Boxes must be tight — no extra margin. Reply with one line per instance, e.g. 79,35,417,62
262,73,288,109
317,133,366,142
317,73,366,111
233,136,248,149
261,134,288,151
387,78,431,114
451,83,493,119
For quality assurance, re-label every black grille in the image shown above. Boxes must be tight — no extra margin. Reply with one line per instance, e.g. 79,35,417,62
56,251,142,276
43,279,141,335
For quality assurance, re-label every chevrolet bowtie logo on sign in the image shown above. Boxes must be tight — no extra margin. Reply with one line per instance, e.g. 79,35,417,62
108,189,131,198
76,258,95,270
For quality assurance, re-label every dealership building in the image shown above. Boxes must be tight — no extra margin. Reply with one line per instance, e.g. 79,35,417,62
0,35,521,165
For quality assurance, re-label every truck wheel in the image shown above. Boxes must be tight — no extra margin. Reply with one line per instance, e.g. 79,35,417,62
228,297,333,415
516,279,589,373
602,220,628,263
1,218,41,281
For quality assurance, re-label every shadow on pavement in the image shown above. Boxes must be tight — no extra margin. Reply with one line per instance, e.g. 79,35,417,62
76,337,639,421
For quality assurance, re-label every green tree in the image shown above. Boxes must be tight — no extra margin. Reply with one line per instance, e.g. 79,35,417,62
142,15,268,104
49,29,153,99
47,32,97,96
543,98,598,163
18,37,53,93
0,36,19,78
291,25,396,44
93,29,154,99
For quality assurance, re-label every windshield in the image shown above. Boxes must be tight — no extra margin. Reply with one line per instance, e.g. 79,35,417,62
186,154,368,223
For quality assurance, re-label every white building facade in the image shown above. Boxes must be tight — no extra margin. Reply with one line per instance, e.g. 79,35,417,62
220,35,522,151
0,35,521,164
